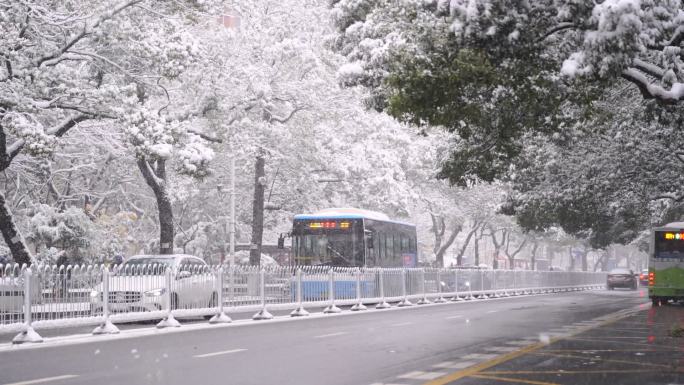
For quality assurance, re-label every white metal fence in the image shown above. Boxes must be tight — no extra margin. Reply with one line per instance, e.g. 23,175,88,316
0,263,606,343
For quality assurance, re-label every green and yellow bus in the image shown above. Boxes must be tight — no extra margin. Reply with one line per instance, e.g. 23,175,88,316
650,223,684,305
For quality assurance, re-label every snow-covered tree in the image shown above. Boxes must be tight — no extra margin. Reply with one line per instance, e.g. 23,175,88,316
0,0,222,262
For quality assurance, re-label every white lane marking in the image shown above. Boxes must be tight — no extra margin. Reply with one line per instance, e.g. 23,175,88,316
4,375,80,385
314,332,348,339
390,322,413,327
433,361,476,369
397,371,447,380
193,348,247,358
486,310,498,314
445,315,464,319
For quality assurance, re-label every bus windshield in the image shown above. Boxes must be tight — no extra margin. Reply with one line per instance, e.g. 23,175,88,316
293,233,360,266
654,231,684,259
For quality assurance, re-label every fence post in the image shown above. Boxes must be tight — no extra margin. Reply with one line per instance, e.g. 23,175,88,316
210,266,232,324
417,268,431,305
351,268,367,311
492,270,501,298
501,271,510,297
157,268,181,328
477,270,487,299
511,270,518,296
452,269,464,301
12,268,43,344
228,264,235,305
463,280,474,300
93,267,120,334
434,269,447,303
398,269,413,307
253,268,273,320
523,271,531,295
375,268,391,309
323,268,341,313
291,268,309,316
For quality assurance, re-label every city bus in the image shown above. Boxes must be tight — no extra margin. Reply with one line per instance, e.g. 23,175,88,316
290,208,418,268
649,223,684,305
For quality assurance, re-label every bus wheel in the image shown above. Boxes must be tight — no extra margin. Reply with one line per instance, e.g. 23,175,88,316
652,297,661,306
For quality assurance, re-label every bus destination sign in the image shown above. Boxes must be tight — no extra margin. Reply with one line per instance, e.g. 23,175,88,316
308,221,351,229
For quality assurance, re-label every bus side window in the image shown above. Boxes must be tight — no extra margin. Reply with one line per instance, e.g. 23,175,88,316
373,233,381,265
394,235,401,264
385,234,392,264
376,233,381,263
401,236,409,252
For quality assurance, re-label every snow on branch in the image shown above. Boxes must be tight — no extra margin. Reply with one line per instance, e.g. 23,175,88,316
46,114,90,137
268,105,306,124
648,25,684,51
539,22,579,42
621,68,684,103
631,59,665,79
137,157,164,191
187,129,223,143
35,0,144,67
652,192,684,203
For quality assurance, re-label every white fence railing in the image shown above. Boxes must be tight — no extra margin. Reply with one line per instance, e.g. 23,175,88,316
0,263,606,343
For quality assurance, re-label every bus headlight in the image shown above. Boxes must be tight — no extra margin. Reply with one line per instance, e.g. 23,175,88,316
144,288,166,297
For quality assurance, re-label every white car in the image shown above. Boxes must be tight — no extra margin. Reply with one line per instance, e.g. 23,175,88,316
90,255,217,314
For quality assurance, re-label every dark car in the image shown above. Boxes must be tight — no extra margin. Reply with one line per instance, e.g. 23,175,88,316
607,268,637,290
639,269,649,286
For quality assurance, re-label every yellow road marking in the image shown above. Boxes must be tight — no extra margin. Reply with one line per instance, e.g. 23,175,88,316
478,370,666,375
543,348,680,353
469,374,559,385
529,351,673,368
422,306,644,385
422,342,548,385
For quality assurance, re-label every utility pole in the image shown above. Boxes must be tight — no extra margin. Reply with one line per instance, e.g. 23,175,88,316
250,155,265,266
229,155,236,266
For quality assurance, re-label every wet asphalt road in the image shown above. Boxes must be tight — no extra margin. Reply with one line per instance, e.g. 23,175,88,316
432,300,683,385
0,288,651,385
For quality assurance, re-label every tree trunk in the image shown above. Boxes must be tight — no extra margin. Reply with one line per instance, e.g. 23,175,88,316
582,251,588,272
157,190,174,255
490,227,507,270
0,190,32,265
505,235,527,270
530,241,538,270
455,222,480,266
429,211,446,260
593,251,609,272
569,247,576,271
0,125,32,265
474,236,480,266
137,157,174,254
435,224,461,268
250,156,265,266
